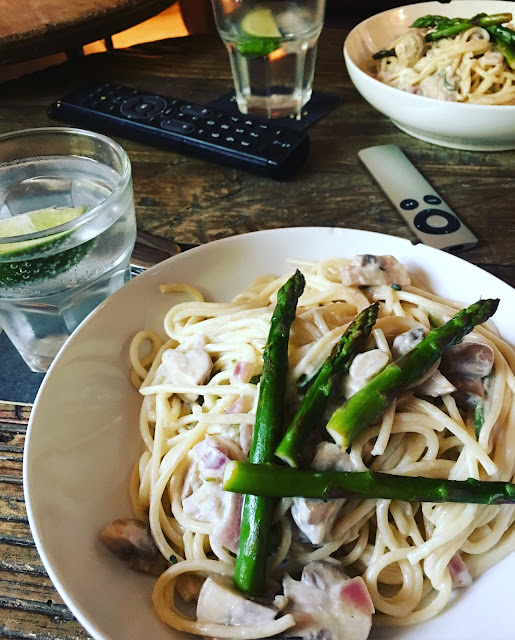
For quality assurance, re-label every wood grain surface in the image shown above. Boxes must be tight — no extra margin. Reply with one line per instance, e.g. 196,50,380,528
0,403,91,638
0,25,513,639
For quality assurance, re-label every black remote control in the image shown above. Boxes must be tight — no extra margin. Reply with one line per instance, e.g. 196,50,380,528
48,82,309,180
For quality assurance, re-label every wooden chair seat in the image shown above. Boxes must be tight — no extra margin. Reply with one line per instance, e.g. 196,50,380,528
0,0,177,64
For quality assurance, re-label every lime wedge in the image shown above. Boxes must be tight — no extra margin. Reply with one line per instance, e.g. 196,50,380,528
237,8,282,58
241,8,281,37
0,206,87,256
0,205,93,286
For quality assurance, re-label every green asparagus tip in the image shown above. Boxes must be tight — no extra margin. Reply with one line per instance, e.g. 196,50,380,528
326,298,499,450
275,302,379,468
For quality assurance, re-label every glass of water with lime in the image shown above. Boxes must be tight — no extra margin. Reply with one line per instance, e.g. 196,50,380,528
0,127,137,372
210,0,326,119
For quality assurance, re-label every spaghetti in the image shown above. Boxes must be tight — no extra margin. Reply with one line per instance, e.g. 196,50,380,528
374,23,515,104
126,256,515,636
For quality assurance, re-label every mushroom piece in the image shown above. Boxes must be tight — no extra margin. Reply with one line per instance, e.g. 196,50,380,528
311,441,354,472
394,28,426,67
100,518,168,575
196,575,278,625
442,342,494,379
283,560,374,640
156,347,213,402
441,342,495,406
291,443,353,545
341,254,411,287
391,326,426,359
414,370,456,398
291,498,343,546
343,349,389,398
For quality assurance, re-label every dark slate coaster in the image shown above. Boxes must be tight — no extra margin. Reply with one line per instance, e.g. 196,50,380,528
207,90,342,131
0,331,45,405
0,265,145,406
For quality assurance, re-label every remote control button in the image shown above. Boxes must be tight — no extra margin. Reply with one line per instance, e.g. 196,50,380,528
413,209,461,235
161,119,196,134
424,194,442,205
400,198,419,210
120,96,166,119
180,104,213,117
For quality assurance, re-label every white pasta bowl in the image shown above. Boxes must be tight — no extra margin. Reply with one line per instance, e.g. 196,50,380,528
343,0,515,151
22,227,515,640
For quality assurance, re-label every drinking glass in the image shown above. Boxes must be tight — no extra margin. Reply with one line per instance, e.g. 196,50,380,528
210,0,326,119
0,127,137,372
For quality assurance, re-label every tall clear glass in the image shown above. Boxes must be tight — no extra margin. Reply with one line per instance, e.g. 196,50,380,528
210,0,326,119
0,127,137,372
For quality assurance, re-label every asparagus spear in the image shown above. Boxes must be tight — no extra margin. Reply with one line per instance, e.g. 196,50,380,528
474,402,485,437
489,23,515,46
223,461,515,505
376,13,515,65
488,25,515,70
411,15,464,29
326,298,499,449
275,303,379,467
420,13,513,42
234,269,305,596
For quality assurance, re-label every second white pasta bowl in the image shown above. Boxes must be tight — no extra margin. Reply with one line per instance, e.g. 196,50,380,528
343,0,515,151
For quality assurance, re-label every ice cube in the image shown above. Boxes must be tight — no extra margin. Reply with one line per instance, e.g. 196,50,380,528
276,8,312,36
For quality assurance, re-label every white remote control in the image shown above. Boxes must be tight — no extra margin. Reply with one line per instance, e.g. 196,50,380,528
358,145,478,252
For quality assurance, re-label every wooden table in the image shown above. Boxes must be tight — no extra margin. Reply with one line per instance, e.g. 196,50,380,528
0,26,514,639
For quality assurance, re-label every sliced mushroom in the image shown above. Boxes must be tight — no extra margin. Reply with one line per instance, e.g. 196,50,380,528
442,342,494,378
196,575,277,625
312,441,354,472
391,326,426,359
100,518,168,575
344,349,389,398
394,28,426,66
414,370,456,398
283,561,374,640
441,342,495,407
341,254,411,287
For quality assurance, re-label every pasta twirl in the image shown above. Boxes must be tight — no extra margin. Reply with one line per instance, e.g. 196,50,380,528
124,256,515,637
